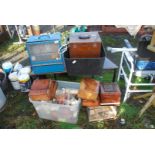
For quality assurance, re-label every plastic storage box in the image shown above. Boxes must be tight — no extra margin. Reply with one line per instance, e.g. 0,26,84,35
29,81,81,124
64,45,105,76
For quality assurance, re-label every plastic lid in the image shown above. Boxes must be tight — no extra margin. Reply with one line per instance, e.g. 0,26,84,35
18,73,30,82
2,61,13,69
9,72,18,81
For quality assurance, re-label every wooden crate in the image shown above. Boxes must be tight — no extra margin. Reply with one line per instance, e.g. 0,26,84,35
69,32,102,58
87,106,117,122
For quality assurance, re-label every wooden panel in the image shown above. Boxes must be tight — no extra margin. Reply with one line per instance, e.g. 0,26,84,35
78,78,100,101
100,83,121,103
69,42,101,58
82,97,100,107
29,79,57,101
88,106,117,122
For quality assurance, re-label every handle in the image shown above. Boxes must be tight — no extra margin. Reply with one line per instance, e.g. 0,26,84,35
78,35,90,39
59,44,68,54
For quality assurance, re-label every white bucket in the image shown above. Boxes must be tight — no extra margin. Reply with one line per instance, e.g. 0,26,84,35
19,66,31,75
18,73,31,92
2,61,13,73
0,87,6,109
13,62,23,72
8,72,20,90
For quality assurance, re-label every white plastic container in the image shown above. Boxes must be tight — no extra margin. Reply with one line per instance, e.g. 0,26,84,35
13,62,23,72
18,73,31,92
2,61,13,73
0,87,6,110
19,66,31,75
8,72,20,90
29,81,81,124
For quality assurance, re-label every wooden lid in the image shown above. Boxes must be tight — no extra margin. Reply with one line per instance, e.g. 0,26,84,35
29,79,57,97
100,83,121,93
80,78,100,92
69,32,101,43
31,79,53,90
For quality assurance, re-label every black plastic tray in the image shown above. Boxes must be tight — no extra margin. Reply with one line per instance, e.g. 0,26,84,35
64,45,105,76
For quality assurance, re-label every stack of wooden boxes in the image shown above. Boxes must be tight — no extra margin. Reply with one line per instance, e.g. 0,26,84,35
78,78,121,122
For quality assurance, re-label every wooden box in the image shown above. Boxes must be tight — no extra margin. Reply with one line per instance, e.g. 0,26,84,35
78,78,100,101
87,106,117,122
29,79,57,101
100,83,121,105
82,97,100,107
69,32,102,58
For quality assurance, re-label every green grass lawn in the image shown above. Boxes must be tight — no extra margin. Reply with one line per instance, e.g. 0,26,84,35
0,37,25,57
0,33,155,129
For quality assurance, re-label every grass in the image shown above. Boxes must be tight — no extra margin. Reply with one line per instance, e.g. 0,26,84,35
101,34,137,48
118,103,141,120
118,103,150,129
0,33,155,129
0,36,25,57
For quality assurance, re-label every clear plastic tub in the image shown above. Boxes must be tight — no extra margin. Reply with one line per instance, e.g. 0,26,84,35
29,81,81,124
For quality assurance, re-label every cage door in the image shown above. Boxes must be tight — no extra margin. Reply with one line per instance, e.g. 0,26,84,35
29,43,60,62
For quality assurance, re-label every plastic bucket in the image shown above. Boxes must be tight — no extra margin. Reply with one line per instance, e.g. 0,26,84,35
18,74,31,92
19,66,31,75
0,87,6,110
8,72,20,90
2,61,13,73
13,62,23,72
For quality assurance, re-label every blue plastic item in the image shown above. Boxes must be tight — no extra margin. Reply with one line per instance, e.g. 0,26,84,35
26,33,66,74
135,41,155,70
136,60,155,70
